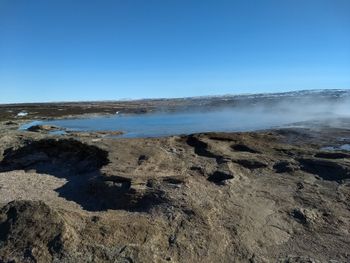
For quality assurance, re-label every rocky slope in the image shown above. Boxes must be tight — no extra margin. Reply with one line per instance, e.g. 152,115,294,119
0,121,349,262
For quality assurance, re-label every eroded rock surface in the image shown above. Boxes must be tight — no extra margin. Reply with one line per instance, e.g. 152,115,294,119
0,124,349,262
0,200,77,262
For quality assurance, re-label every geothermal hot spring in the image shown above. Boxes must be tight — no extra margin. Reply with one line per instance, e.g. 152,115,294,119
20,102,350,138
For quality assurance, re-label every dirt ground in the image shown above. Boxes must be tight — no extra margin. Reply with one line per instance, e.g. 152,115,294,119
0,118,349,262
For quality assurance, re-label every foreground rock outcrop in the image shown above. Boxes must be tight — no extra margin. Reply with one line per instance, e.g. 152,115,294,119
0,200,77,262
0,123,349,262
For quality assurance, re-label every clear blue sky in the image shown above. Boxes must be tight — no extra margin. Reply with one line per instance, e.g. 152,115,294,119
0,0,349,103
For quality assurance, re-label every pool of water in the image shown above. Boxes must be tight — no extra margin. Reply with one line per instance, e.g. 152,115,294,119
20,110,336,138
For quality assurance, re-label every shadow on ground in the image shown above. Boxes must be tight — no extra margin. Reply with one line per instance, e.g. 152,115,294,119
0,139,166,212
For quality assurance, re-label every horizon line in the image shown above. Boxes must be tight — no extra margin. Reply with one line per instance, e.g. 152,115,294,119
0,88,349,106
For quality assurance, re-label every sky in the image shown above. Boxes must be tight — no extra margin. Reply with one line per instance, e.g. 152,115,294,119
0,0,350,103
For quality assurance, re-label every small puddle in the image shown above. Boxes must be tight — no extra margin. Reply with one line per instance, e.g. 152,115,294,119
321,144,350,152
340,144,350,151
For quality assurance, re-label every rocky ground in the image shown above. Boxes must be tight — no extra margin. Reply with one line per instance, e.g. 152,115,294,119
0,118,349,262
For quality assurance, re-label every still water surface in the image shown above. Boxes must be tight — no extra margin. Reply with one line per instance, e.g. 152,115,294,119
21,110,328,138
